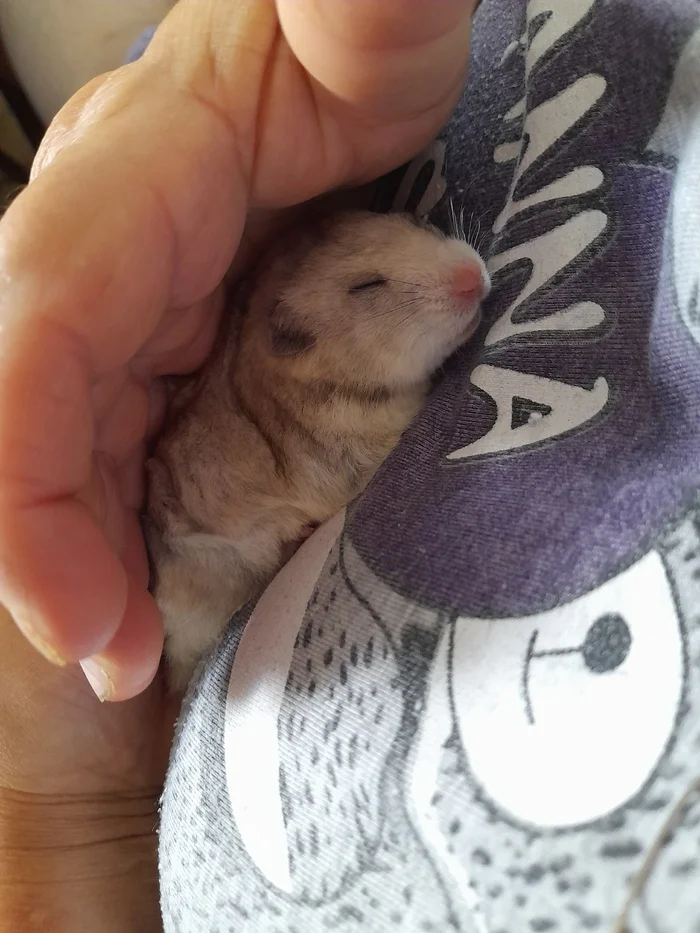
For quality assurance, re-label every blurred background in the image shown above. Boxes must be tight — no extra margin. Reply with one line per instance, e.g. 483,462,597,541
0,0,173,205
0,0,173,122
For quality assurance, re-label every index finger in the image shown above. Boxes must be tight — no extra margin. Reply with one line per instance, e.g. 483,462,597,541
0,34,258,662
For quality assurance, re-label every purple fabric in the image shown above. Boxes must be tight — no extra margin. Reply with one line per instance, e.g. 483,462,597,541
125,25,157,65
350,0,700,618
159,2,700,931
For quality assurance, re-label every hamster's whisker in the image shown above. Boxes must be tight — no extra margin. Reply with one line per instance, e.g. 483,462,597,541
372,298,423,320
468,213,479,246
387,277,426,289
393,298,423,311
383,298,422,314
468,208,492,251
391,309,423,330
448,197,458,239
475,224,491,256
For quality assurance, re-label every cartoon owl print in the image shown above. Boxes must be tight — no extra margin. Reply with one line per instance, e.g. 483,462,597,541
159,7,700,931
159,497,700,933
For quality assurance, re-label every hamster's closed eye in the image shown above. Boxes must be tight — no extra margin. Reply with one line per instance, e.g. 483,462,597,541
349,277,388,293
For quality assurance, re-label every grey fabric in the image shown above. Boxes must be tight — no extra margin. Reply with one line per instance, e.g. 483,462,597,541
160,0,700,929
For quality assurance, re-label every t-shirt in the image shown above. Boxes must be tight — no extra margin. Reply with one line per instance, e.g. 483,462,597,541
159,1,700,930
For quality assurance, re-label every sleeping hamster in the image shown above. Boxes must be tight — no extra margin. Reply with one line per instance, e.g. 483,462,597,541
145,210,489,690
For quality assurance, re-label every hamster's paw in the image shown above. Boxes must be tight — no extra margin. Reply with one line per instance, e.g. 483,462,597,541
162,618,225,695
164,649,199,695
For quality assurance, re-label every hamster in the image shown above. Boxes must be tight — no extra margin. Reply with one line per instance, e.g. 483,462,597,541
145,209,489,690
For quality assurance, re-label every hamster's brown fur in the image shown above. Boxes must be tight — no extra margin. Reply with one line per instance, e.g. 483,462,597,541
146,210,489,689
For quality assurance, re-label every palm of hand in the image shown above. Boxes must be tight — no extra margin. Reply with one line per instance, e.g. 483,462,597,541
0,605,171,799
0,0,471,702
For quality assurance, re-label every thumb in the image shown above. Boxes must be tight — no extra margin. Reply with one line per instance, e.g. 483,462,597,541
276,0,478,122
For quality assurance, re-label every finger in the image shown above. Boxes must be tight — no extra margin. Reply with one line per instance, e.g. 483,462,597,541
121,508,152,592
135,287,224,377
80,512,162,702
0,0,476,683
0,322,125,662
0,13,259,665
0,498,127,664
95,378,150,464
276,0,477,118
80,585,163,702
4,70,244,365
31,74,111,178
249,0,477,202
117,448,148,511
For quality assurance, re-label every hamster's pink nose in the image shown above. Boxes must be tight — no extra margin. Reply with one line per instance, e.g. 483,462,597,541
451,261,489,302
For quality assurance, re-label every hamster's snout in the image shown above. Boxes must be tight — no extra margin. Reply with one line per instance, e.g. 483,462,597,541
450,259,491,304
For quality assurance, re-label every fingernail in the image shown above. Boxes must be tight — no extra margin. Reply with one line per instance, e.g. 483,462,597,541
80,657,114,702
13,616,67,667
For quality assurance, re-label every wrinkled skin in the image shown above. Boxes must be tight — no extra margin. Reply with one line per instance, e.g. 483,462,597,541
0,1,477,927
0,0,476,700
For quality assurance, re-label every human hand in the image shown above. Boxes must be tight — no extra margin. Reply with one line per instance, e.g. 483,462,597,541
0,603,171,932
0,0,478,701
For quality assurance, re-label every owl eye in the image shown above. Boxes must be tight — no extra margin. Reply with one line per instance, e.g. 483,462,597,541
349,277,388,293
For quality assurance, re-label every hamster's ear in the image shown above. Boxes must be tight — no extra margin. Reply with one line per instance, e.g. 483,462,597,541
268,299,316,357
